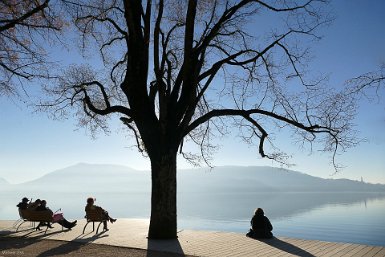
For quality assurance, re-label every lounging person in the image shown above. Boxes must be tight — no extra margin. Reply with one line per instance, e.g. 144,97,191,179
85,197,117,231
16,197,30,210
27,199,42,210
247,208,273,239
35,200,77,230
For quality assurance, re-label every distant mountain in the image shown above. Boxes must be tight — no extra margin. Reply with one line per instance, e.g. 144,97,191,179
0,177,9,185
6,163,385,193
19,163,151,192
2,164,385,221
178,166,385,193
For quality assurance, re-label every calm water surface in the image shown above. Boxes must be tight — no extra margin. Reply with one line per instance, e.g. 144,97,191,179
178,195,385,247
1,190,384,246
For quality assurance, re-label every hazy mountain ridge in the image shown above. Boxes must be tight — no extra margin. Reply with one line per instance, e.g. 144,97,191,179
14,163,150,192
0,177,9,185
3,163,384,193
1,164,385,225
24,163,145,182
178,166,385,192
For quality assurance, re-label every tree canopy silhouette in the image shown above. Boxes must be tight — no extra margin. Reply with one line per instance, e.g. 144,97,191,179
41,0,359,239
0,0,62,97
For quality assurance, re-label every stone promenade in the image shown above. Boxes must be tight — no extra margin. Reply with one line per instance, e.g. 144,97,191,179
1,219,384,256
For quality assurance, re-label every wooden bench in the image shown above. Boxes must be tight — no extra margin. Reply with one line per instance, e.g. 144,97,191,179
16,209,60,233
83,209,108,234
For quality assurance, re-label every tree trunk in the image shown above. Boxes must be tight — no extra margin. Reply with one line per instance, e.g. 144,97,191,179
148,150,177,239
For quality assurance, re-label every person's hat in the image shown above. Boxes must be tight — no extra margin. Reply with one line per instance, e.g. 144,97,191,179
22,197,29,202
87,197,95,204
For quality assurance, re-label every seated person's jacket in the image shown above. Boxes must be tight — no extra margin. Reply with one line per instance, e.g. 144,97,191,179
35,205,53,215
85,204,107,216
251,215,273,238
17,202,28,209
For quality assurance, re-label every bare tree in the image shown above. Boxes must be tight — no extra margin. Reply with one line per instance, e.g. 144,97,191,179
347,64,385,100
0,0,62,97
41,0,358,239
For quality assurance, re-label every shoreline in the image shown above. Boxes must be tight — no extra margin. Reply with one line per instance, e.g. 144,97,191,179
1,219,385,256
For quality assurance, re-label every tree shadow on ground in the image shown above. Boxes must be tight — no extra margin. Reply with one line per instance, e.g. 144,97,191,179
1,230,109,257
0,227,76,254
257,237,315,257
0,223,109,250
36,240,85,257
0,236,42,251
147,238,193,257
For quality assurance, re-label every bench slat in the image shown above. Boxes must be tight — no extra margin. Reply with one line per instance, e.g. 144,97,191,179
20,210,53,222
85,210,107,222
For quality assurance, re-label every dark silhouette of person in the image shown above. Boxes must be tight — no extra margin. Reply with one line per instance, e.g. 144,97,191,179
248,208,273,239
16,197,30,210
85,197,117,231
35,200,77,230
27,199,42,210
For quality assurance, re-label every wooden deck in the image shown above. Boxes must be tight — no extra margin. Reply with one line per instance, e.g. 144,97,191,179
1,219,384,256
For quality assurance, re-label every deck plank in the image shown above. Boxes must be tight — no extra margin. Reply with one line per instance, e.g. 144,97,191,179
331,243,361,257
363,247,384,257
321,242,355,257
309,241,337,256
374,247,385,257
301,239,327,253
351,246,376,257
340,244,370,257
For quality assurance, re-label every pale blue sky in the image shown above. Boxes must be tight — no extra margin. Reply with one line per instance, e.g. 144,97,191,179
0,1,384,184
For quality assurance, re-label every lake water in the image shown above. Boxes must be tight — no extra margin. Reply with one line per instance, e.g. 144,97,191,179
178,192,385,247
1,190,384,247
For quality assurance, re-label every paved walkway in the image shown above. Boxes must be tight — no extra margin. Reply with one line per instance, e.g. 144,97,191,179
1,219,385,257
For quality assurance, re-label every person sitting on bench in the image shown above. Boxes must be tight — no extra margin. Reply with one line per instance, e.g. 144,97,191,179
35,200,77,230
85,197,116,231
16,197,30,210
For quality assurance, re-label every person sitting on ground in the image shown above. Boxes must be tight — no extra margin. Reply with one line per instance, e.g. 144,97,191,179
247,208,273,239
35,200,77,230
85,197,117,231
16,197,30,210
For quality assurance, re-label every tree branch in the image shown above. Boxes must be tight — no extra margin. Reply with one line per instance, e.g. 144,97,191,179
0,0,50,32
184,108,335,139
